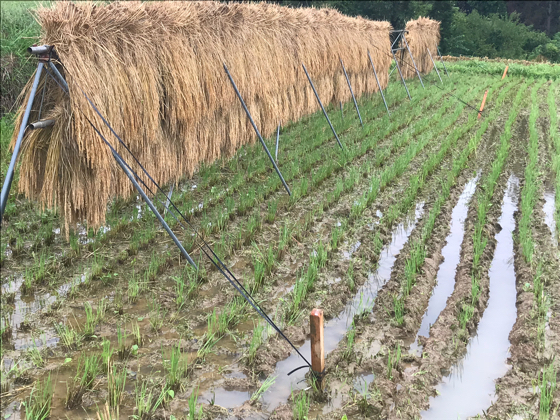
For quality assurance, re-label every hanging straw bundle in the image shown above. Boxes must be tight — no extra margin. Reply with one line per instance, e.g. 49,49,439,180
399,17,440,79
12,1,392,230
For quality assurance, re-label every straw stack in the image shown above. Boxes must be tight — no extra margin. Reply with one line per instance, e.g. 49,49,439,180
399,17,440,79
12,1,392,230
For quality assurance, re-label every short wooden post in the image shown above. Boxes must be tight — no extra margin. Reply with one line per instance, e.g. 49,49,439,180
478,90,488,120
310,308,324,383
501,65,509,80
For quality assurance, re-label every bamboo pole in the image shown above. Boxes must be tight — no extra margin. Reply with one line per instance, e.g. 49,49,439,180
478,90,488,119
310,308,325,383
501,65,509,80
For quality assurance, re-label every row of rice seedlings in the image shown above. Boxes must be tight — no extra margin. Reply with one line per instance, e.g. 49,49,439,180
536,361,558,420
547,83,560,235
164,343,189,390
391,78,523,324
519,80,547,264
292,389,310,420
205,297,248,341
462,80,531,331
245,80,494,360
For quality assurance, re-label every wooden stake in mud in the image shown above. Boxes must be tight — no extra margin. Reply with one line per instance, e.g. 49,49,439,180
478,89,488,120
501,65,509,80
310,308,325,384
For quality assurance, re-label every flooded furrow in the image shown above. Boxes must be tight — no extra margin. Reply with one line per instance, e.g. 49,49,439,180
421,174,519,420
543,188,558,247
261,203,425,412
409,175,479,356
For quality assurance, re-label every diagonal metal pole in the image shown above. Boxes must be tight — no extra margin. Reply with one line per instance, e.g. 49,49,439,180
112,150,197,269
275,123,280,163
391,50,411,100
437,46,450,78
427,48,443,83
340,58,363,127
302,63,344,150
367,50,390,117
402,33,424,88
223,63,291,196
0,62,44,222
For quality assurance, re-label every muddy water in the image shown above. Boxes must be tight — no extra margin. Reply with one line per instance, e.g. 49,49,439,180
543,189,558,247
261,203,425,412
421,175,519,420
409,175,479,356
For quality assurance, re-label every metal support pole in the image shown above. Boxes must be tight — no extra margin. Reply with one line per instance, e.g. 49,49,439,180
368,51,390,117
0,62,44,222
275,123,280,163
302,63,344,150
340,58,363,127
437,46,450,78
223,64,291,196
391,50,411,100
112,150,197,270
47,62,69,92
427,48,443,83
402,34,424,88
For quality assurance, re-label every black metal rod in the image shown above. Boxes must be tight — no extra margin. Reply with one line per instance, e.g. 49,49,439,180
223,63,291,196
340,58,363,127
275,123,280,163
301,63,344,150
368,51,390,117
402,34,424,88
112,150,197,269
391,50,411,100
0,62,44,222
427,48,443,83
437,46,450,77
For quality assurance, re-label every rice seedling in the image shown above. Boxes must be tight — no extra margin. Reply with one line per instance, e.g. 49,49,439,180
188,386,203,420
95,403,119,420
66,354,101,408
538,361,557,419
267,200,278,224
28,337,45,367
393,295,405,326
127,271,145,303
117,326,130,359
83,301,97,339
330,225,343,251
164,343,188,390
133,380,172,419
132,321,143,346
101,339,114,370
55,322,81,350
347,261,355,292
107,363,127,408
149,299,166,333
292,389,310,420
343,321,356,359
23,374,52,420
246,322,265,366
250,375,277,403
387,344,401,380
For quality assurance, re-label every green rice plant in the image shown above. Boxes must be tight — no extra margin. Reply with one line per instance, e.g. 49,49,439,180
28,337,45,368
66,354,101,408
387,344,401,380
117,326,130,359
250,375,277,403
146,251,164,281
133,381,172,419
267,200,278,224
252,257,266,292
127,271,145,303
277,223,291,259
330,225,343,251
315,241,327,268
238,187,256,216
347,261,355,292
292,389,310,420
188,386,203,420
23,374,52,420
101,339,114,371
538,361,557,419
107,363,127,408
197,333,219,360
132,321,142,346
173,274,193,310
165,343,188,390
393,295,404,326
96,298,108,322
83,302,96,339
55,322,81,350
246,322,265,366
343,321,356,359
149,299,166,332
459,304,475,330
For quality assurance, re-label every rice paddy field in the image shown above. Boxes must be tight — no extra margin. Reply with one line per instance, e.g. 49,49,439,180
1,59,560,420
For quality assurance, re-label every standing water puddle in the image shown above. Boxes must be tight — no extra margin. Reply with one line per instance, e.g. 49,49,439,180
543,189,557,247
410,175,479,355
421,175,519,420
261,203,425,412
